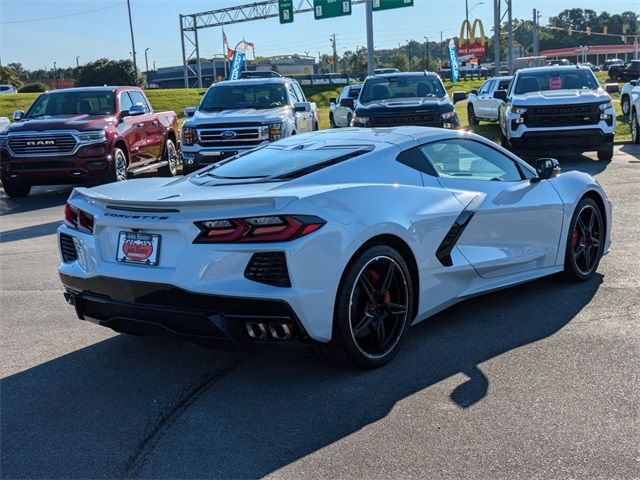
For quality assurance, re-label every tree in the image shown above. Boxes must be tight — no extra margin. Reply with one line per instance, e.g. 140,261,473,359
76,59,141,87
390,52,410,72
0,66,23,88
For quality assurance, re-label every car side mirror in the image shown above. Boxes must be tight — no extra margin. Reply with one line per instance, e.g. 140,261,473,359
294,102,311,113
12,110,25,121
533,158,560,182
469,89,478,95
493,90,508,101
452,91,467,104
329,97,337,104
184,107,196,118
630,80,638,86
604,83,619,94
339,98,354,109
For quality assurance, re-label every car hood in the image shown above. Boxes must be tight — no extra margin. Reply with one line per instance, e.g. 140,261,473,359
188,107,290,125
512,89,610,105
5,115,114,133
356,97,453,114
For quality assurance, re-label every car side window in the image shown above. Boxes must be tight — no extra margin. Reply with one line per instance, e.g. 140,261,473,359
419,139,524,182
292,83,306,102
478,81,490,94
120,92,134,112
128,91,150,113
288,84,300,103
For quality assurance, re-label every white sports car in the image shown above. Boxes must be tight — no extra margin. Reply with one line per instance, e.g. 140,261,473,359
58,127,612,369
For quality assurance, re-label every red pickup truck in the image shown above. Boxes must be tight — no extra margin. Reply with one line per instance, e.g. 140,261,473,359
0,86,179,197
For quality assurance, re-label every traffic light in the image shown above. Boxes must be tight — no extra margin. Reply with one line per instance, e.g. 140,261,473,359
603,26,608,35
587,27,592,36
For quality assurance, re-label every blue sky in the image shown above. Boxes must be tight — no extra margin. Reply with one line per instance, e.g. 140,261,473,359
1,0,638,70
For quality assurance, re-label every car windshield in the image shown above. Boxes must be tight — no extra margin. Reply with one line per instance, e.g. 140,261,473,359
514,69,599,94
191,144,373,183
360,76,446,103
26,91,116,117
200,84,288,110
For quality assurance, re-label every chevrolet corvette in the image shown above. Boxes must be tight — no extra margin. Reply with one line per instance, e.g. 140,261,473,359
58,127,611,368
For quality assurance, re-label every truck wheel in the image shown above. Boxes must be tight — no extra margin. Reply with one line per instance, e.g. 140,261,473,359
329,113,336,128
111,147,129,182
158,139,178,177
631,110,640,145
500,132,509,149
597,144,614,161
346,113,353,127
467,104,479,126
621,95,630,116
1,179,31,197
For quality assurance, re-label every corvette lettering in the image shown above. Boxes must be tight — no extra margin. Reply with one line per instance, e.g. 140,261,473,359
104,212,169,220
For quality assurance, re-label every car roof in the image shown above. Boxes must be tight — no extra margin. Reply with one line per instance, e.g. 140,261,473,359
517,65,591,74
39,86,138,94
489,76,513,81
213,77,293,87
366,71,440,79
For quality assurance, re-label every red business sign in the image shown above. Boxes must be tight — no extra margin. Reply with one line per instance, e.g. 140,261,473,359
457,43,487,57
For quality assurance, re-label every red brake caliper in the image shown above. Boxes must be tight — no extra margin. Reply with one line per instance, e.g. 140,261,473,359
571,227,580,249
366,270,391,303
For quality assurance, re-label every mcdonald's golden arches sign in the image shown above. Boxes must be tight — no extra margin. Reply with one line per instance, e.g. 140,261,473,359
458,18,487,56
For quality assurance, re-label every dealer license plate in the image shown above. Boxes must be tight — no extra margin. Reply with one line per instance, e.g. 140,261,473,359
116,231,161,266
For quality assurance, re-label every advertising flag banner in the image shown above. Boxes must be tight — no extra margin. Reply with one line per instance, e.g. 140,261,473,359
228,50,245,80
448,39,460,83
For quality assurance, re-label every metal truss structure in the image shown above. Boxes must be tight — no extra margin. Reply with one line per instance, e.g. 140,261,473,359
179,0,366,88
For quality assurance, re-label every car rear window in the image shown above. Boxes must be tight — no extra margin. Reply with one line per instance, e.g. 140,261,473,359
191,144,373,183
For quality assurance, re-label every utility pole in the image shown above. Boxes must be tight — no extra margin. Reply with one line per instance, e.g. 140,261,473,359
76,56,79,67
465,0,469,25
126,0,138,76
440,31,443,66
180,15,188,87
330,34,338,73
424,36,429,68
532,9,539,55
493,0,500,76
506,0,513,74
365,0,374,76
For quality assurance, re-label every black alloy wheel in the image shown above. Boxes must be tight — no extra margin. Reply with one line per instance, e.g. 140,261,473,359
564,198,604,281
317,245,413,369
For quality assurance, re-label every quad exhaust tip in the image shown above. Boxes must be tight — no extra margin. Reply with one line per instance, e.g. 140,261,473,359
245,321,292,340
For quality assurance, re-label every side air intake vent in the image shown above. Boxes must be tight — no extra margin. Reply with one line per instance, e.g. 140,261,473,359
60,233,78,262
244,252,291,287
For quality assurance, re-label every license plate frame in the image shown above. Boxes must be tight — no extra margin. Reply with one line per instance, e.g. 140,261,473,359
116,231,161,266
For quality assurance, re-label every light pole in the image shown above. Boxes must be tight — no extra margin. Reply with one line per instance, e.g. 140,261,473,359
465,0,484,24
144,47,150,87
126,0,138,77
424,36,429,68
75,56,79,67
53,61,59,89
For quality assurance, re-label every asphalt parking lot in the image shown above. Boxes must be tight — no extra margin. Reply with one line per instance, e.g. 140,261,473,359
1,145,639,479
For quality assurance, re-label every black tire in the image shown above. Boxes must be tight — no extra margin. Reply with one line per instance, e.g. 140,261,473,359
158,139,178,177
597,143,614,161
632,110,640,145
316,245,414,369
312,119,319,131
621,95,630,116
500,132,509,149
111,147,129,182
346,113,353,127
467,104,479,126
562,197,604,282
329,113,336,128
1,179,31,197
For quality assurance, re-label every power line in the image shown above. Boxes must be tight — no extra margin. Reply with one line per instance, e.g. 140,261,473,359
1,2,125,25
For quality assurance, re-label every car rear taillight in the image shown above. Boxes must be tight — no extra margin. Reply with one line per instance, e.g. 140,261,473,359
194,215,325,243
64,203,94,234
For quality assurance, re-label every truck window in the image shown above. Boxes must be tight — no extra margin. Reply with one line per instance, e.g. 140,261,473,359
120,92,134,112
360,75,445,103
200,84,288,110
514,69,599,94
288,84,301,103
128,91,151,113
292,83,306,103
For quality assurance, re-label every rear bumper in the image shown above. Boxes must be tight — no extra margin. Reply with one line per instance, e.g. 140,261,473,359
0,146,111,185
60,273,312,350
509,129,614,153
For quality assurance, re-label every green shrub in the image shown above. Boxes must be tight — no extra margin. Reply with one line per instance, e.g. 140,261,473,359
18,83,49,93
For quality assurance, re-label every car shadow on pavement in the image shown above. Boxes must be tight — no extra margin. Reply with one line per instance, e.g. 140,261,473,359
617,143,640,161
0,185,72,216
0,274,602,479
0,220,62,243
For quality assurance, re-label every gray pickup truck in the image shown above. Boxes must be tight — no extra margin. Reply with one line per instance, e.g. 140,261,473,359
181,77,319,173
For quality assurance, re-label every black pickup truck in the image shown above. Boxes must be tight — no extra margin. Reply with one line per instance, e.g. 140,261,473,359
345,72,465,129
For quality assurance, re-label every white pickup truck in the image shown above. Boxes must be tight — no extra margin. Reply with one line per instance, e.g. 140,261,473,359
181,77,319,173
466,76,512,124
497,65,616,161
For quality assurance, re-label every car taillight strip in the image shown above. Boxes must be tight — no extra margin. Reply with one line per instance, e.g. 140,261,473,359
194,215,325,244
64,203,94,234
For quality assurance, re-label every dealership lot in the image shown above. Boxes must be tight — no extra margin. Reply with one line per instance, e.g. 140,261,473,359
1,145,639,478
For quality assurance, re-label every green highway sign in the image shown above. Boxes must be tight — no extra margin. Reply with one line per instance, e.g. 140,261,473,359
278,0,294,24
372,0,414,11
313,0,352,20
